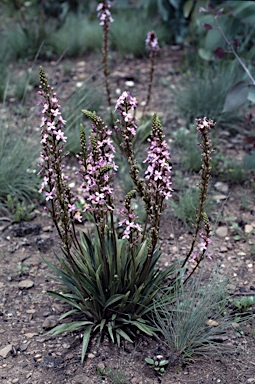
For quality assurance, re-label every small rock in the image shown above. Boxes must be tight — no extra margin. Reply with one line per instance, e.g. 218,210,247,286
247,379,255,383
19,343,28,352
0,344,13,358
206,319,219,327
24,332,38,338
215,226,228,238
212,194,227,202
87,353,96,359
42,315,58,330
26,309,36,314
97,362,105,370
131,378,139,384
42,311,51,317
220,246,228,252
245,224,253,234
18,279,34,289
125,80,135,87
42,226,53,232
214,182,229,194
12,223,41,237
72,374,88,384
35,236,54,251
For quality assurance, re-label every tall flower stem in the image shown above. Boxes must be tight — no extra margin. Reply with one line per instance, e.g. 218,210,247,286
80,110,117,286
182,117,215,272
38,67,87,297
97,1,114,123
142,31,160,117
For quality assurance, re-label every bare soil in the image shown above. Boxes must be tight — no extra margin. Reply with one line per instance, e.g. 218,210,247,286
1,46,255,384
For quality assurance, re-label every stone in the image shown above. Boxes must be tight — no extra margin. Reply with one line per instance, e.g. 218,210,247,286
212,194,227,202
245,224,253,234
19,343,28,352
18,279,34,289
125,80,135,87
0,344,13,358
97,362,105,370
214,182,229,194
42,315,58,330
24,332,38,338
206,319,219,327
215,226,228,237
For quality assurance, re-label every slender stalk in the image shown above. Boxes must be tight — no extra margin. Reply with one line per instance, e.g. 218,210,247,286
182,118,214,273
214,16,255,85
142,51,156,117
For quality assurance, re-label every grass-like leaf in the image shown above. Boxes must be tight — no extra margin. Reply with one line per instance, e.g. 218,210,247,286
81,325,94,363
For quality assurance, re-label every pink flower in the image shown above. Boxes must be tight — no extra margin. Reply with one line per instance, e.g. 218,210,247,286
115,91,138,137
143,130,172,200
97,1,113,26
55,129,67,142
145,31,160,57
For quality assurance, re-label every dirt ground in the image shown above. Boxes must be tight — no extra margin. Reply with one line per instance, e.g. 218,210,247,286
0,46,255,384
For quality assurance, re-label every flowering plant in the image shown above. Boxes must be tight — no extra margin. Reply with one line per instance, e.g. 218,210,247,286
38,68,183,361
37,2,214,363
38,67,213,361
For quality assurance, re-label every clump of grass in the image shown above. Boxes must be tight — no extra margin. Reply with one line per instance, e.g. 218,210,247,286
173,126,201,172
221,158,247,184
170,188,200,227
110,10,169,57
48,13,102,57
175,61,245,126
96,366,129,384
63,77,103,155
0,39,10,102
0,118,39,211
153,268,242,361
13,69,39,102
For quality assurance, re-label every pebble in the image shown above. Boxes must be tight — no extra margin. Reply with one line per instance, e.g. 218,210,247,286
19,343,28,352
0,344,13,358
245,224,253,234
206,319,219,327
125,80,135,87
215,226,228,237
87,353,96,359
214,181,229,193
212,194,227,202
18,279,34,289
97,362,105,370
42,315,58,330
24,332,38,338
